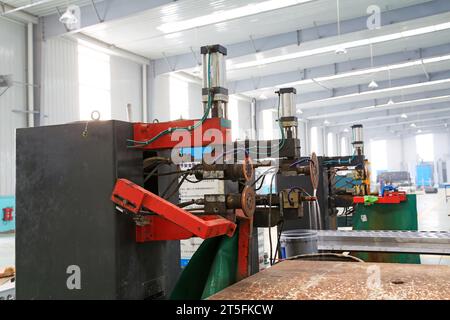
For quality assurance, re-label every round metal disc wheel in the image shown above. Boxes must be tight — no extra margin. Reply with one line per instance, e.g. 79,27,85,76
241,186,256,217
310,152,320,191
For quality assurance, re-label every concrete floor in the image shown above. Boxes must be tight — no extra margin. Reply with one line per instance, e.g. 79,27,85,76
417,189,450,265
0,190,449,271
0,233,14,271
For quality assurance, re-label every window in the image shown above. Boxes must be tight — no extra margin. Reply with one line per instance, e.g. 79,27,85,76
327,132,335,156
169,75,189,120
78,45,111,120
310,127,319,154
228,97,240,141
370,139,388,182
340,136,348,156
416,134,434,162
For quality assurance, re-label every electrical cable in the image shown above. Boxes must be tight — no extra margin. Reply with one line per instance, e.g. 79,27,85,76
273,220,284,263
144,162,169,183
127,52,213,146
268,172,277,266
250,166,277,187
254,175,266,191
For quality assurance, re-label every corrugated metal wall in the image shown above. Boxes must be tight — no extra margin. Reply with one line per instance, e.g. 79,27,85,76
110,55,142,121
41,37,79,125
0,18,27,196
41,37,143,125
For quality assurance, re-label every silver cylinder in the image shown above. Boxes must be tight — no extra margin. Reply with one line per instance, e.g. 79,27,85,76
279,88,297,117
201,45,228,119
202,51,226,89
351,124,364,143
351,124,364,155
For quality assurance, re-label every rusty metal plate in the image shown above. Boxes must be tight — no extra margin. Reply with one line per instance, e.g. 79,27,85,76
209,260,450,300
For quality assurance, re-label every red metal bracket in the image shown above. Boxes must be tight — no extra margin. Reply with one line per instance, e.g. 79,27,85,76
353,191,407,204
235,209,253,281
132,118,231,150
111,179,236,242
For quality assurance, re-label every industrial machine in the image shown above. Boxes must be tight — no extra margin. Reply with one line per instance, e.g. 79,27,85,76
16,44,371,300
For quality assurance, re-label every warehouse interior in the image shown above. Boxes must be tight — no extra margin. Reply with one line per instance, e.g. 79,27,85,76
1,0,450,300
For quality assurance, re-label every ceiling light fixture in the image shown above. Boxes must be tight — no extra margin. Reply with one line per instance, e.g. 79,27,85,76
400,113,408,119
59,6,79,25
368,80,378,89
229,20,450,70
334,0,347,55
259,94,268,100
157,0,314,33
368,44,378,89
387,98,395,105
410,123,417,127
324,120,330,126
417,129,423,133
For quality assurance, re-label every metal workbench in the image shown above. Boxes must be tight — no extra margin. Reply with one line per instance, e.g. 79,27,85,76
317,230,450,255
209,260,450,300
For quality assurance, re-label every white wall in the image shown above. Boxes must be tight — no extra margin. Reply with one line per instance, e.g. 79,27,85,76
41,37,144,125
381,133,450,183
0,18,27,196
110,55,143,122
151,74,204,121
41,37,79,125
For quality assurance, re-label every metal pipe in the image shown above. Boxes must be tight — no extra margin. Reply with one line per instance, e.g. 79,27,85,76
27,22,34,128
142,65,147,122
70,33,150,65
251,98,257,140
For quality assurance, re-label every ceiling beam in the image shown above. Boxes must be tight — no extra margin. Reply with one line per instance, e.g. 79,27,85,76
153,0,450,75
304,90,450,120
256,69,450,114
325,106,450,130
365,117,450,131
41,0,174,40
365,127,449,140
231,43,450,94
0,1,38,24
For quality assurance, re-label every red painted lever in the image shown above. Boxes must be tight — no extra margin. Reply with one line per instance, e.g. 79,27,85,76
111,179,236,241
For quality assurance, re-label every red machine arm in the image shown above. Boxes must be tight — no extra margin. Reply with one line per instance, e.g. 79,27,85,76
111,179,236,242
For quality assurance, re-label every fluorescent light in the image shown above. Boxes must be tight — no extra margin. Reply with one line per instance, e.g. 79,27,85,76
401,113,408,119
157,0,314,33
229,20,450,70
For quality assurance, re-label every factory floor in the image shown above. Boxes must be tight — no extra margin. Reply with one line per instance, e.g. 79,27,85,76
1,190,450,271
417,189,450,265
